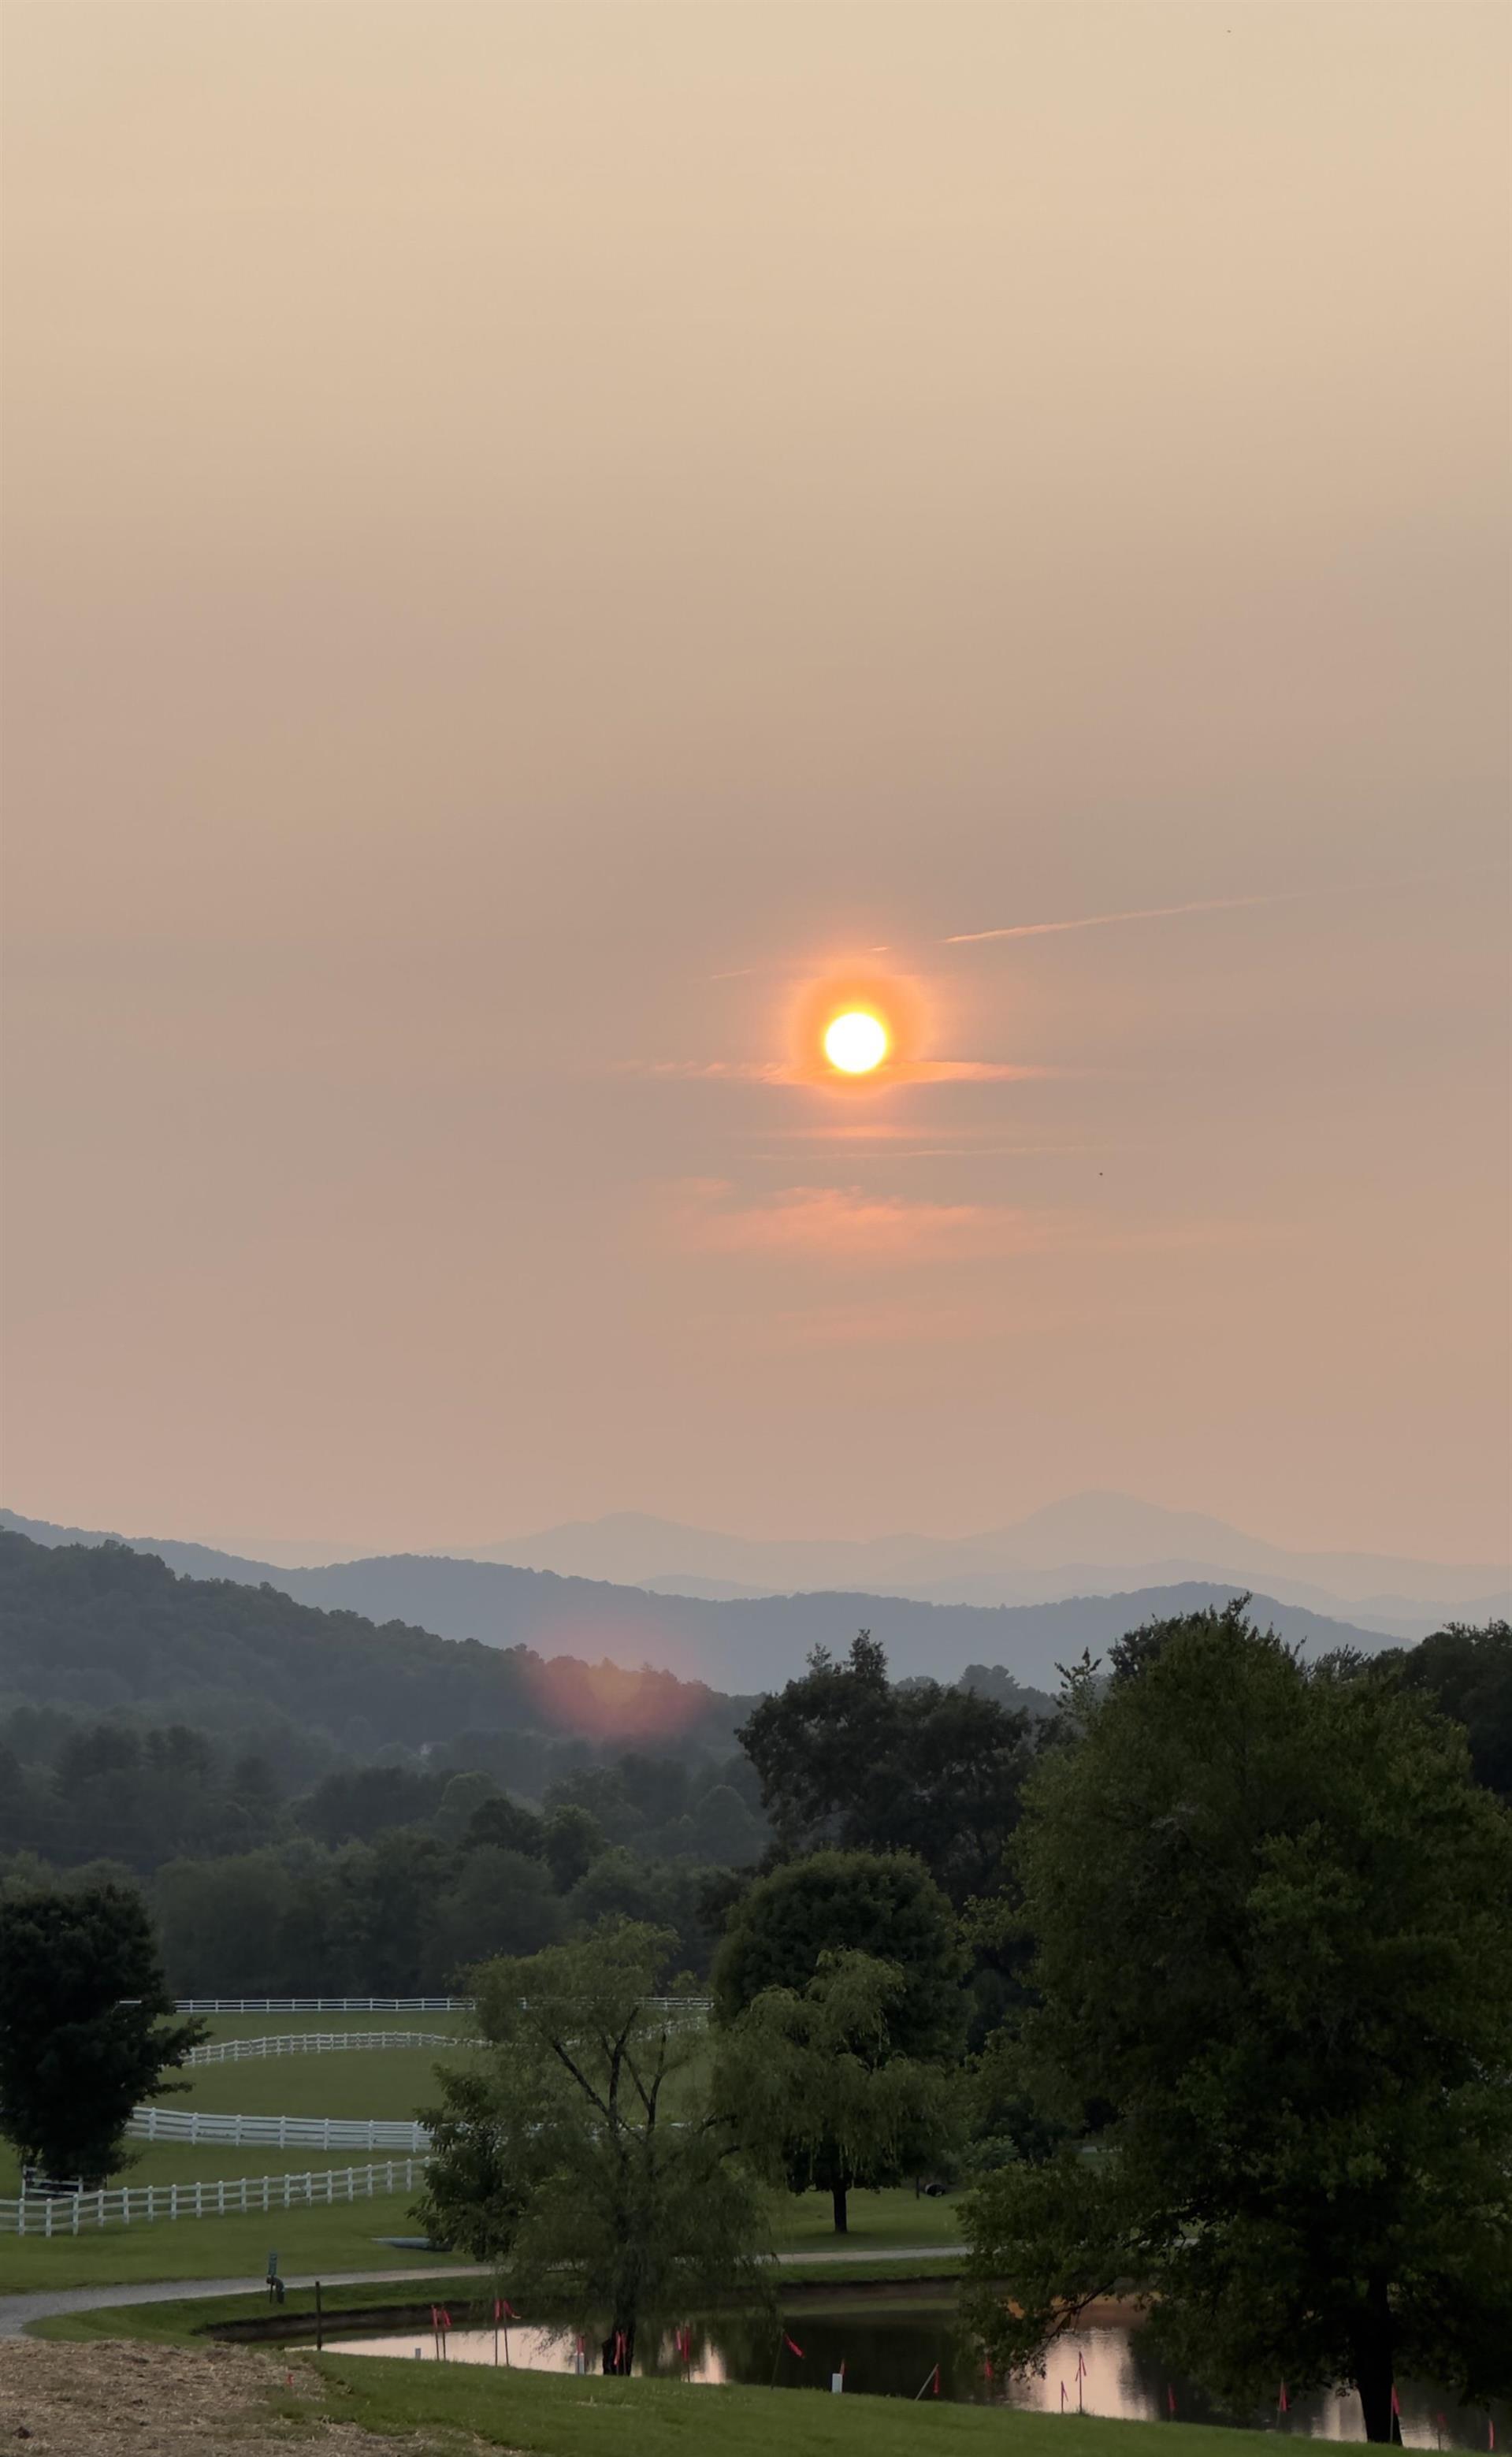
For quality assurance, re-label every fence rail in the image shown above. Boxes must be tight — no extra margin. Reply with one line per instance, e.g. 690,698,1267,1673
1,2158,424,2238
125,2106,429,2151
186,2030,471,2064
173,1995,706,2016
175,1996,473,2014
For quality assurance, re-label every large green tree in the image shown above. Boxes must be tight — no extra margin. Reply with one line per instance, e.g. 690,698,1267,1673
417,1920,767,2370
0,1885,205,2184
715,1948,961,2235
737,1631,1035,1903
713,1847,965,2057
712,1848,967,2228
961,1604,1512,2442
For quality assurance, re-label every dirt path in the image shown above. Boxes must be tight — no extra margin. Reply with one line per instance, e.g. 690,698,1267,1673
0,2338,492,2455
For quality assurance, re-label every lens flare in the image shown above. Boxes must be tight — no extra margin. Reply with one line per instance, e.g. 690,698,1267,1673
823,1010,889,1073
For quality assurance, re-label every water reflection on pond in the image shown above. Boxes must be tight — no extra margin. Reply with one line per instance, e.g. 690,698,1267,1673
324,2301,1504,2449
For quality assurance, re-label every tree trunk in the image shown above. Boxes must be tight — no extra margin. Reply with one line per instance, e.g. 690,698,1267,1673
601,2321,636,2375
1352,2275,1398,2444
831,2181,849,2234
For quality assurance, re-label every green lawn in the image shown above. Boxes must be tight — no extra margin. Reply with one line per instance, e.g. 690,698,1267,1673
0,2017,474,2203
0,2177,958,2295
311,2357,1263,2457
771,2187,963,2252
0,2190,473,2293
174,2043,472,2120
0,2185,956,2297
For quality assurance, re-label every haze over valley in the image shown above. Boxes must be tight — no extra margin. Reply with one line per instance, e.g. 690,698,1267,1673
4,1492,1502,1693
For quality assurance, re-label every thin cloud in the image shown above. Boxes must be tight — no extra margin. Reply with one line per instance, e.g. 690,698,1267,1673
625,1057,1057,1086
625,1058,789,1080
671,1180,1049,1264
667,1179,1284,1269
946,892,1295,945
907,1059,1060,1082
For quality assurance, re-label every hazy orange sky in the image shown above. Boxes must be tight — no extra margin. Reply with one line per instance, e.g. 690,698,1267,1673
2,2,1507,1563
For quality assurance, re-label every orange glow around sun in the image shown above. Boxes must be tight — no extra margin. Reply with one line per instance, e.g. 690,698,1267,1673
789,968,923,1085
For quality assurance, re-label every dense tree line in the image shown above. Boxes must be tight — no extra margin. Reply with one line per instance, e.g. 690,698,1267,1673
0,1705,767,1875
0,1731,770,1989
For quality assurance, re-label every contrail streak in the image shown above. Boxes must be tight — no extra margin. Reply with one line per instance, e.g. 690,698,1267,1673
945,892,1294,945
945,864,1507,946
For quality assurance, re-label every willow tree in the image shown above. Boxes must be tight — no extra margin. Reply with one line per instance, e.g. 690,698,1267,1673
714,1946,962,2235
417,1920,767,2371
961,1604,1512,2442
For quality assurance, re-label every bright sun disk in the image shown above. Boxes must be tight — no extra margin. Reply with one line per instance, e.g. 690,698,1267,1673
823,1010,889,1073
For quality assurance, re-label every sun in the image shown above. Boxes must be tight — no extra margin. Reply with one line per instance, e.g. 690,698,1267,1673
823,1009,889,1074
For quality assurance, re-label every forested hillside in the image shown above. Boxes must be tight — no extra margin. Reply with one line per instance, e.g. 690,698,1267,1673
0,1531,745,1753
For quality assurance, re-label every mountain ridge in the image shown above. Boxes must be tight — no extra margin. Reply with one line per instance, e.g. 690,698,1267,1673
463,1492,1506,1618
0,1509,1427,1692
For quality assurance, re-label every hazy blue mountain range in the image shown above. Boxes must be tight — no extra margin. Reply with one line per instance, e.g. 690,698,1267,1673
459,1494,1507,1637
0,1509,1423,1693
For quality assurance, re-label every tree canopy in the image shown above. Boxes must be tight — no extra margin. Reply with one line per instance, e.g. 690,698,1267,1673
737,1630,1036,1902
1394,1619,1511,1799
0,1884,205,2184
712,1846,966,2061
960,1603,1512,2442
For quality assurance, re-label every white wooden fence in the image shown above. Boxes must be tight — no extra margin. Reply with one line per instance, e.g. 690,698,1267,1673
175,1995,472,2014
173,1994,704,2016
124,2106,429,2151
1,2158,424,2237
186,2031,470,2065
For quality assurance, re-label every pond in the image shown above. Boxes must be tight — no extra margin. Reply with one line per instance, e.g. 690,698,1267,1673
324,2295,1506,2448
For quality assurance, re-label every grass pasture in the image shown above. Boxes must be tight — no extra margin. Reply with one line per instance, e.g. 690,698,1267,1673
0,1996,964,2295
313,2361,1267,2457
0,2192,470,2292
0,2014,480,2292
175,2043,474,2121
0,2177,961,2296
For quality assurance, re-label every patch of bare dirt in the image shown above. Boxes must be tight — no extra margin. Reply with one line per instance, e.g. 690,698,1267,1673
0,2340,495,2457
